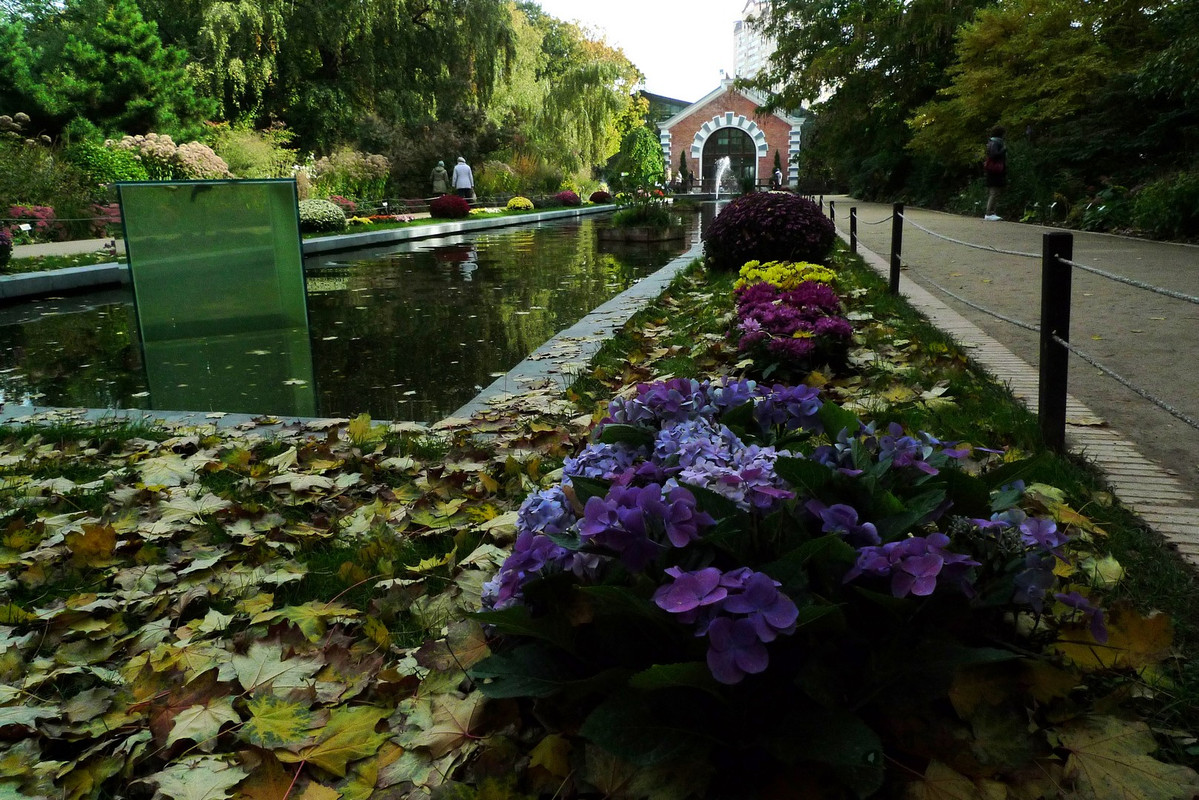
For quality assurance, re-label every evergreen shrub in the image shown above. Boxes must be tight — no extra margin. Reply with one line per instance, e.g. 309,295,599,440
429,194,472,219
66,140,149,186
506,196,534,211
1133,172,1199,239
555,190,581,207
703,192,837,272
532,195,563,210
297,198,347,233
589,190,612,203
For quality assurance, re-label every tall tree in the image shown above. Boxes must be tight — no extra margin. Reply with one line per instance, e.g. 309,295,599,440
1,0,212,136
748,0,991,199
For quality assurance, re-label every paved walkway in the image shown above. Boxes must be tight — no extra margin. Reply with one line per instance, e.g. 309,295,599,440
832,196,1199,566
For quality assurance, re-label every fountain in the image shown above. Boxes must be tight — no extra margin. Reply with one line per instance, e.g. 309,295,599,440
713,156,732,201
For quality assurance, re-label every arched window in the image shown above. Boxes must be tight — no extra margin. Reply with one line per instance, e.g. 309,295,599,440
701,128,757,192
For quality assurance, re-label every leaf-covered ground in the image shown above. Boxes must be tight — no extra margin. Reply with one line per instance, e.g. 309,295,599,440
0,259,1196,799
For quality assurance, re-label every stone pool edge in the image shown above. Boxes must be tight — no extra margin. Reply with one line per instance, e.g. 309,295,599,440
0,205,614,303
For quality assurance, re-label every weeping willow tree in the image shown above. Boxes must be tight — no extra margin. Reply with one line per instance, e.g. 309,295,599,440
137,0,515,150
490,2,643,178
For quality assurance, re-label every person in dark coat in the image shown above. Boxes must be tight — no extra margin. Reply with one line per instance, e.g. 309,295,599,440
983,127,1007,220
430,161,449,195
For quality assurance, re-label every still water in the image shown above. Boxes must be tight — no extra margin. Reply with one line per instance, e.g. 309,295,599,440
0,215,699,422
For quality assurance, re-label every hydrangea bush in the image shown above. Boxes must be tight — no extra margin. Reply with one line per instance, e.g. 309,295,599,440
429,193,472,219
506,196,534,211
703,191,837,271
472,376,1150,795
296,198,347,233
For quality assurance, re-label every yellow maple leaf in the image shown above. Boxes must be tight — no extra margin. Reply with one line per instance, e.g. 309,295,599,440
1059,716,1199,800
1051,601,1173,672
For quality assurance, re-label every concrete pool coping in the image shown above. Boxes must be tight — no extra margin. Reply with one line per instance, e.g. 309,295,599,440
0,205,614,303
0,224,703,433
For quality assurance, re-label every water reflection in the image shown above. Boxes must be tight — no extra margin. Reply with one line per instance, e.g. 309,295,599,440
0,214,698,421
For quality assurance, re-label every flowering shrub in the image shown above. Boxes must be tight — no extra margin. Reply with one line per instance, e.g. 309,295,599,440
311,148,390,200
612,187,673,228
366,213,414,224
89,203,122,237
506,196,534,211
555,190,581,207
472,378,1144,795
0,228,11,269
734,280,854,373
429,193,472,219
297,198,347,233
735,259,837,290
346,216,372,226
589,190,613,203
327,195,357,214
7,205,63,242
703,191,837,271
107,134,233,180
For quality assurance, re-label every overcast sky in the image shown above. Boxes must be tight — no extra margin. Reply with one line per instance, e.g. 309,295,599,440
530,0,748,102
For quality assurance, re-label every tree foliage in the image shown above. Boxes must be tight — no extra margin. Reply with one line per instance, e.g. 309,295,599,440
1,0,212,137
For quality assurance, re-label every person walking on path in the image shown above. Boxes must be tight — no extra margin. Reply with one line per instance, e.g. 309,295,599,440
451,156,474,201
983,127,1007,220
430,161,449,195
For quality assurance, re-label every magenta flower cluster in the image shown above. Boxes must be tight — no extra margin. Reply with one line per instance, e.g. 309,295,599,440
734,281,853,366
7,205,61,240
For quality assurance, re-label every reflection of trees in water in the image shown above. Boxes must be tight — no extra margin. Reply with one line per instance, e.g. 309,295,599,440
308,218,692,421
0,303,147,408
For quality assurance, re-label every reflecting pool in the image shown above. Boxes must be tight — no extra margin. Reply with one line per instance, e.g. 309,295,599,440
0,214,699,421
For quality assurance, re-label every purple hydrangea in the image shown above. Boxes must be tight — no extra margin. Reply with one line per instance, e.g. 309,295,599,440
706,616,770,684
805,500,881,546
1055,591,1109,643
844,533,979,598
516,487,576,536
482,530,570,609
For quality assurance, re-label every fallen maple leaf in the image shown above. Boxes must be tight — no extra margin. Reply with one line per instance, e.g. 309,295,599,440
1058,716,1199,800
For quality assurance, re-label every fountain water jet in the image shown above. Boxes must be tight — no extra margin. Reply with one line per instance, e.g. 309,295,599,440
713,156,732,201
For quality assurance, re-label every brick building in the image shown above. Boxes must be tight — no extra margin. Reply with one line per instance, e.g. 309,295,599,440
658,78,805,191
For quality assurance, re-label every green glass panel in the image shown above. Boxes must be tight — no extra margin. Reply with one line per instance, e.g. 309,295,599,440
116,180,309,341
141,326,316,417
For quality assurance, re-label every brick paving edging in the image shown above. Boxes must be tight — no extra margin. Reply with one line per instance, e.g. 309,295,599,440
846,232,1199,568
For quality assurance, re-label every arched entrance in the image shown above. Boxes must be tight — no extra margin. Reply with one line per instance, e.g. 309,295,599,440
702,128,757,193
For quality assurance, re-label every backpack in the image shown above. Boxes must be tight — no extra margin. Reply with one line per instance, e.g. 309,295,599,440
984,137,1006,174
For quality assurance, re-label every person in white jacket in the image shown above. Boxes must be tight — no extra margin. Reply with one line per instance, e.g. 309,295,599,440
451,157,474,201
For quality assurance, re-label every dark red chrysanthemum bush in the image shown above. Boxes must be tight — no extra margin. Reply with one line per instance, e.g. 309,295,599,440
703,192,837,271
555,190,582,207
588,190,612,204
429,193,472,219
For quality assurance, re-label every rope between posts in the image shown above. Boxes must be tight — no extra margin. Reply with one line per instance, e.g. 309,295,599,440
1058,257,1199,306
905,265,1041,333
2,216,117,223
1050,334,1199,433
898,213,1040,259
858,214,893,226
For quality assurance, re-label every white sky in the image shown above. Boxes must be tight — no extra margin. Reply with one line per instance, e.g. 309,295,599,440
530,0,748,102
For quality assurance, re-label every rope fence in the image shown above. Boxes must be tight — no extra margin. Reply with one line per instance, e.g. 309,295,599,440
840,203,1199,450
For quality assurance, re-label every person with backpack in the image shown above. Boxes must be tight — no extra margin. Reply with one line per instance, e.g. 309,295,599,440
983,127,1007,220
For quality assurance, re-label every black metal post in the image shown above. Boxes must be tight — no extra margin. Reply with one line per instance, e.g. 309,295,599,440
819,198,824,214
850,207,858,253
829,200,835,223
889,203,904,295
1039,232,1074,451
